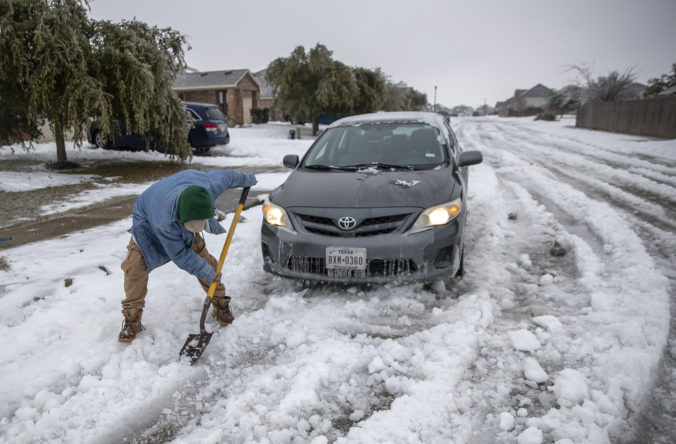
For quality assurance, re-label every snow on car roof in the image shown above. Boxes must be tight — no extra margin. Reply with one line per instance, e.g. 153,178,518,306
329,111,447,129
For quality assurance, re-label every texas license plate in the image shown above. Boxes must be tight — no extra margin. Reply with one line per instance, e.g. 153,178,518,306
326,247,367,270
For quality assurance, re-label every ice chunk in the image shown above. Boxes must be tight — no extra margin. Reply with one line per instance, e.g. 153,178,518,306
552,368,589,407
538,274,554,286
523,357,548,383
508,329,541,352
517,426,543,444
498,412,515,431
532,315,562,331
518,254,532,267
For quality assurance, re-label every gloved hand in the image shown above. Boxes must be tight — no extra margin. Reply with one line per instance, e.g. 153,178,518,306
243,173,257,188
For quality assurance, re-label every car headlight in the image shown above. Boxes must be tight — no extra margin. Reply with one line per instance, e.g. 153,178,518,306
410,198,462,231
262,199,294,229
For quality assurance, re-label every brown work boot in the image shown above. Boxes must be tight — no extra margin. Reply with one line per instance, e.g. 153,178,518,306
212,296,234,326
118,308,144,343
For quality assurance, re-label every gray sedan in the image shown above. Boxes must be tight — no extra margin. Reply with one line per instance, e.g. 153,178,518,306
260,112,482,285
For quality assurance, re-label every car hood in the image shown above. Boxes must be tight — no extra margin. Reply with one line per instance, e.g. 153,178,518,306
271,167,457,209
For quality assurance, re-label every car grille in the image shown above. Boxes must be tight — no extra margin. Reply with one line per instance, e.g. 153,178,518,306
287,256,417,278
296,213,411,237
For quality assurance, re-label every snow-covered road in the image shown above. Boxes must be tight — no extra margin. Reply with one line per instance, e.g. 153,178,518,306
0,118,673,443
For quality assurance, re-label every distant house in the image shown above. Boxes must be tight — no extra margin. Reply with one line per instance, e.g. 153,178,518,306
253,69,274,110
497,83,554,117
173,69,261,126
495,98,513,116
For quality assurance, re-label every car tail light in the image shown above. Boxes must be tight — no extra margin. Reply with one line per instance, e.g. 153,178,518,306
203,124,218,132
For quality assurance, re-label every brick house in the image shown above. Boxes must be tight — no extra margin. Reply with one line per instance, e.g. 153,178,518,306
496,83,554,117
173,69,261,126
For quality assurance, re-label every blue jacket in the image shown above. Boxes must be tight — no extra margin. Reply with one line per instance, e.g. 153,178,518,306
129,169,256,282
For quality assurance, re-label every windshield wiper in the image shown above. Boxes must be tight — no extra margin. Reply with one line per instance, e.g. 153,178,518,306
343,162,414,171
304,164,356,171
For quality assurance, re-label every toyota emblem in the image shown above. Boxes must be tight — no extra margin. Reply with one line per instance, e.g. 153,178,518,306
338,216,357,230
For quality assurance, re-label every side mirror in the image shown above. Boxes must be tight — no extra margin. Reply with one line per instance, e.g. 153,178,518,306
283,154,299,169
458,150,483,167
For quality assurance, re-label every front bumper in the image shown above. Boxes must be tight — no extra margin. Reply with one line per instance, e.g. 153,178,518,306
260,218,463,284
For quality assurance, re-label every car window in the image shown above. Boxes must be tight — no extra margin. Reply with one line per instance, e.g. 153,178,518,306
444,121,457,156
303,123,447,170
204,106,225,121
187,109,201,121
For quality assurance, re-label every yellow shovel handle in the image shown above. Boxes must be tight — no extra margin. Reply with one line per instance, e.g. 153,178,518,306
207,187,250,299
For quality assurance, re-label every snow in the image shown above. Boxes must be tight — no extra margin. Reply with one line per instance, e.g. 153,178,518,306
518,426,544,444
0,117,674,442
499,412,515,431
509,329,542,352
0,170,99,192
524,357,549,383
551,369,590,408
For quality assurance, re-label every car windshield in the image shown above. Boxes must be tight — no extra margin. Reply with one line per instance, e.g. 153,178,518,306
204,106,225,121
303,123,448,170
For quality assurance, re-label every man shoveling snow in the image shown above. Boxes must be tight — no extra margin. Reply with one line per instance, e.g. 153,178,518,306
118,169,256,343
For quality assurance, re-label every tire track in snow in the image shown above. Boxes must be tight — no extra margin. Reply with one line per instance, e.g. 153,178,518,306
472,120,676,263
494,121,676,209
460,118,671,442
493,119,676,178
494,132,676,236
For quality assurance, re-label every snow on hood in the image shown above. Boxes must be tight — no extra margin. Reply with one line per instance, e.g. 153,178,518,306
271,167,456,209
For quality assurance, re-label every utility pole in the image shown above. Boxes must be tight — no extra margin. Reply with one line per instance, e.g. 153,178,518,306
433,86,437,113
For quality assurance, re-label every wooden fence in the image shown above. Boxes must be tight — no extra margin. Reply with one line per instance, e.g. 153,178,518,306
576,96,676,139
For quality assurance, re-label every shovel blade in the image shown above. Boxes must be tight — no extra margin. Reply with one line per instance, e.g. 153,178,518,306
179,331,213,365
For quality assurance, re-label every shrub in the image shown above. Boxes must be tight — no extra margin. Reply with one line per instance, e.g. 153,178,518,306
250,107,270,124
535,112,557,121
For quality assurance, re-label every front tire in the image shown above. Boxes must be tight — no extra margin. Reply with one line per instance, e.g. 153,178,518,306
455,246,465,278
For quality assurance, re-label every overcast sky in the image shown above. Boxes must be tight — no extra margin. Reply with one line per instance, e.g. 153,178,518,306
89,0,676,109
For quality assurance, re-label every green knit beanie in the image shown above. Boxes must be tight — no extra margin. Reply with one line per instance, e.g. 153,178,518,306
177,186,214,224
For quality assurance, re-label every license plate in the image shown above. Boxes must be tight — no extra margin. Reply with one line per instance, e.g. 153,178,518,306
326,247,367,270
218,124,226,132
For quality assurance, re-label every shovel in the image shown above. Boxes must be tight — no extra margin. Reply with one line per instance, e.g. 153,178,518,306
179,186,250,365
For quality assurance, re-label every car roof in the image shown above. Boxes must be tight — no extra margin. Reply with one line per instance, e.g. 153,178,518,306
329,111,447,129
183,101,219,108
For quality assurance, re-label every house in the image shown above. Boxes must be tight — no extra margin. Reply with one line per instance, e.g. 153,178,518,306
253,69,283,121
173,69,261,126
497,84,554,117
253,69,274,110
511,84,553,116
494,98,513,117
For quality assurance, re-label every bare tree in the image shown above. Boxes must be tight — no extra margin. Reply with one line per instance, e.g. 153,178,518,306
566,63,638,103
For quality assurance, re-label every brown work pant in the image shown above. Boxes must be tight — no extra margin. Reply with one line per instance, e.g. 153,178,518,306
120,234,225,310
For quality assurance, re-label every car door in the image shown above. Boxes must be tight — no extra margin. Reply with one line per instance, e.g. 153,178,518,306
187,107,208,148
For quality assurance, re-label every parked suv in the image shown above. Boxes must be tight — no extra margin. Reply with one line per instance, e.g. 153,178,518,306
185,101,230,152
260,111,483,286
88,102,230,152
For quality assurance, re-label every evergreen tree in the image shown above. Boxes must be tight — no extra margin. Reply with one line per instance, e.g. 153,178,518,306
643,63,676,97
406,87,427,111
266,43,358,136
89,19,189,159
0,0,189,165
353,67,386,114
548,89,580,116
381,80,409,111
